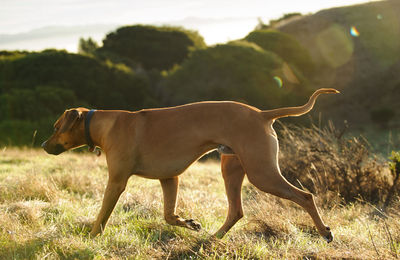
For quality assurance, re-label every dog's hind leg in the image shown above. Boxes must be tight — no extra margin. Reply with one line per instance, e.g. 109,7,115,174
160,177,201,231
238,136,333,242
214,154,245,238
248,170,333,242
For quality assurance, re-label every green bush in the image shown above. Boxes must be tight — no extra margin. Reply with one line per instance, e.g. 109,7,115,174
0,119,53,146
0,86,80,121
99,25,206,70
0,49,154,110
164,41,310,109
383,151,400,208
245,30,314,76
0,50,157,146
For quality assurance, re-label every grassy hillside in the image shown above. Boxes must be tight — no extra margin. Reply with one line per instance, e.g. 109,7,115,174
1,123,400,259
275,0,400,131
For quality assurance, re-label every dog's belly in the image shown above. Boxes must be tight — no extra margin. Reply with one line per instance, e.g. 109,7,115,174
132,144,217,179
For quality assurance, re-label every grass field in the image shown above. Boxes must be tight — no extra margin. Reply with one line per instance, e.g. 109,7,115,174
0,146,400,259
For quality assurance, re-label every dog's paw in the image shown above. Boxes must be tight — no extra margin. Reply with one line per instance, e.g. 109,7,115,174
185,219,201,231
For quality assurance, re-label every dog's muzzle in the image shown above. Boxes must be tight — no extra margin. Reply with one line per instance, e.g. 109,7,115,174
324,226,333,243
42,141,66,155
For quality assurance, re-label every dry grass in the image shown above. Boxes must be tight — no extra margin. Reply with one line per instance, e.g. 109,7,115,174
0,139,400,259
278,121,393,205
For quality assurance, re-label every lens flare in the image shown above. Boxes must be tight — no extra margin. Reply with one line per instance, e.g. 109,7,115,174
316,24,354,68
350,26,360,37
273,76,283,88
282,63,299,84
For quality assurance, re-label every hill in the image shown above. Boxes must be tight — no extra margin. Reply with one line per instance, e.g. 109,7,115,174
275,0,400,130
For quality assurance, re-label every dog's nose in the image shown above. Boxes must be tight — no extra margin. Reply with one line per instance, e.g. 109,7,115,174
41,140,47,148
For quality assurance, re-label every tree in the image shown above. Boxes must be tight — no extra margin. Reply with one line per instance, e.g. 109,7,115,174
99,25,206,70
78,37,99,56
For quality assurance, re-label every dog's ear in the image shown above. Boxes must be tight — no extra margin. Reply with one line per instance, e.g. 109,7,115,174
58,109,82,133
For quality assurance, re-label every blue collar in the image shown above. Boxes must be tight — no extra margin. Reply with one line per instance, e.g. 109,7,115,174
85,109,97,150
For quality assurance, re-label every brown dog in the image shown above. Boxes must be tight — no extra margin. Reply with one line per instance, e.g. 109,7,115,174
42,88,338,241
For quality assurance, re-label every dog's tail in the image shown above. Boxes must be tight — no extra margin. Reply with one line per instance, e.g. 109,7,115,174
262,88,339,120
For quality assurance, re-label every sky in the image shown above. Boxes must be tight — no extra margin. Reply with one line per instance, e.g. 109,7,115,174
0,0,379,52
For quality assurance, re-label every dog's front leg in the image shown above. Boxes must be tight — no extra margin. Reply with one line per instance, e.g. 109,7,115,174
160,177,201,231
90,175,129,237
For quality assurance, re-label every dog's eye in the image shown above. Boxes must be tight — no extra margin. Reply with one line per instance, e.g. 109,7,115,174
54,127,59,132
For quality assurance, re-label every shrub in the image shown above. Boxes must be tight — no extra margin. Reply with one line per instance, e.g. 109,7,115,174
245,30,314,76
0,86,80,121
0,50,154,111
0,50,156,146
164,41,310,109
277,121,390,205
383,151,400,209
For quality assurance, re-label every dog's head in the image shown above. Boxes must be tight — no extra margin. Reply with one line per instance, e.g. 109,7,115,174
42,108,89,155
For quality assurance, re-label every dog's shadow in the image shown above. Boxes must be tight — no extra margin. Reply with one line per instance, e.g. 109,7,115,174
165,235,225,259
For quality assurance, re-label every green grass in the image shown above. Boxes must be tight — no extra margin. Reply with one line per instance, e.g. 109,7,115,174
0,147,400,259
